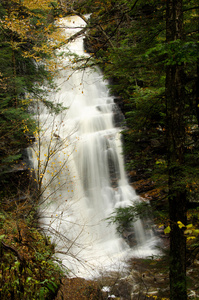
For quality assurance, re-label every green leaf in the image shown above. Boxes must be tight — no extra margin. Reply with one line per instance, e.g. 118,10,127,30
39,287,47,300
26,277,32,283
47,282,56,293
0,234,5,240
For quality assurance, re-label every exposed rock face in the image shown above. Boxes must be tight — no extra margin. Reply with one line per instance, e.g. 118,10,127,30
0,148,37,203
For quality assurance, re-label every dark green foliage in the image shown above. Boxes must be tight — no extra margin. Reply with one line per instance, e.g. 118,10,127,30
85,0,168,181
107,201,152,234
0,213,62,300
0,0,57,171
86,0,199,203
0,102,35,167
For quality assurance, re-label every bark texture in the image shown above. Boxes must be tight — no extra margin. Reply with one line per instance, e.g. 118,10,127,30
166,0,187,299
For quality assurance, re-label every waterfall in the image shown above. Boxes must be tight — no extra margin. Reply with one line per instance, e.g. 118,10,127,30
31,15,158,278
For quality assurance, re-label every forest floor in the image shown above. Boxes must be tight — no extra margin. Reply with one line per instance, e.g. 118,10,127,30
55,249,199,300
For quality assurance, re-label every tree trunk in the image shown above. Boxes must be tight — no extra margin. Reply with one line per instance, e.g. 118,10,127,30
166,0,187,299
196,60,199,126
196,9,199,126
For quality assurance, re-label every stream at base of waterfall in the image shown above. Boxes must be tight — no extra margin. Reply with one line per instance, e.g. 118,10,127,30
31,15,159,278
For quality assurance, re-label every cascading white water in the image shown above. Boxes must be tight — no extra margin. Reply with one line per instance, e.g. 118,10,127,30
32,15,158,278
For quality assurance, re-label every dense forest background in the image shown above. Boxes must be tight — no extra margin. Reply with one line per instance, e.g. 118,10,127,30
0,0,199,299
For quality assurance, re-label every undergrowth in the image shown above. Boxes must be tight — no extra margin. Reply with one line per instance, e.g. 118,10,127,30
0,194,63,300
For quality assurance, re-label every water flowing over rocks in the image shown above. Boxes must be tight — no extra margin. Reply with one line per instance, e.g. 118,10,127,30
31,15,159,279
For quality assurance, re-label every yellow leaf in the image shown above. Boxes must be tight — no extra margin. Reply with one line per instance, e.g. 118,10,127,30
164,226,171,234
177,221,186,229
187,236,196,240
186,224,193,229
184,229,192,235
